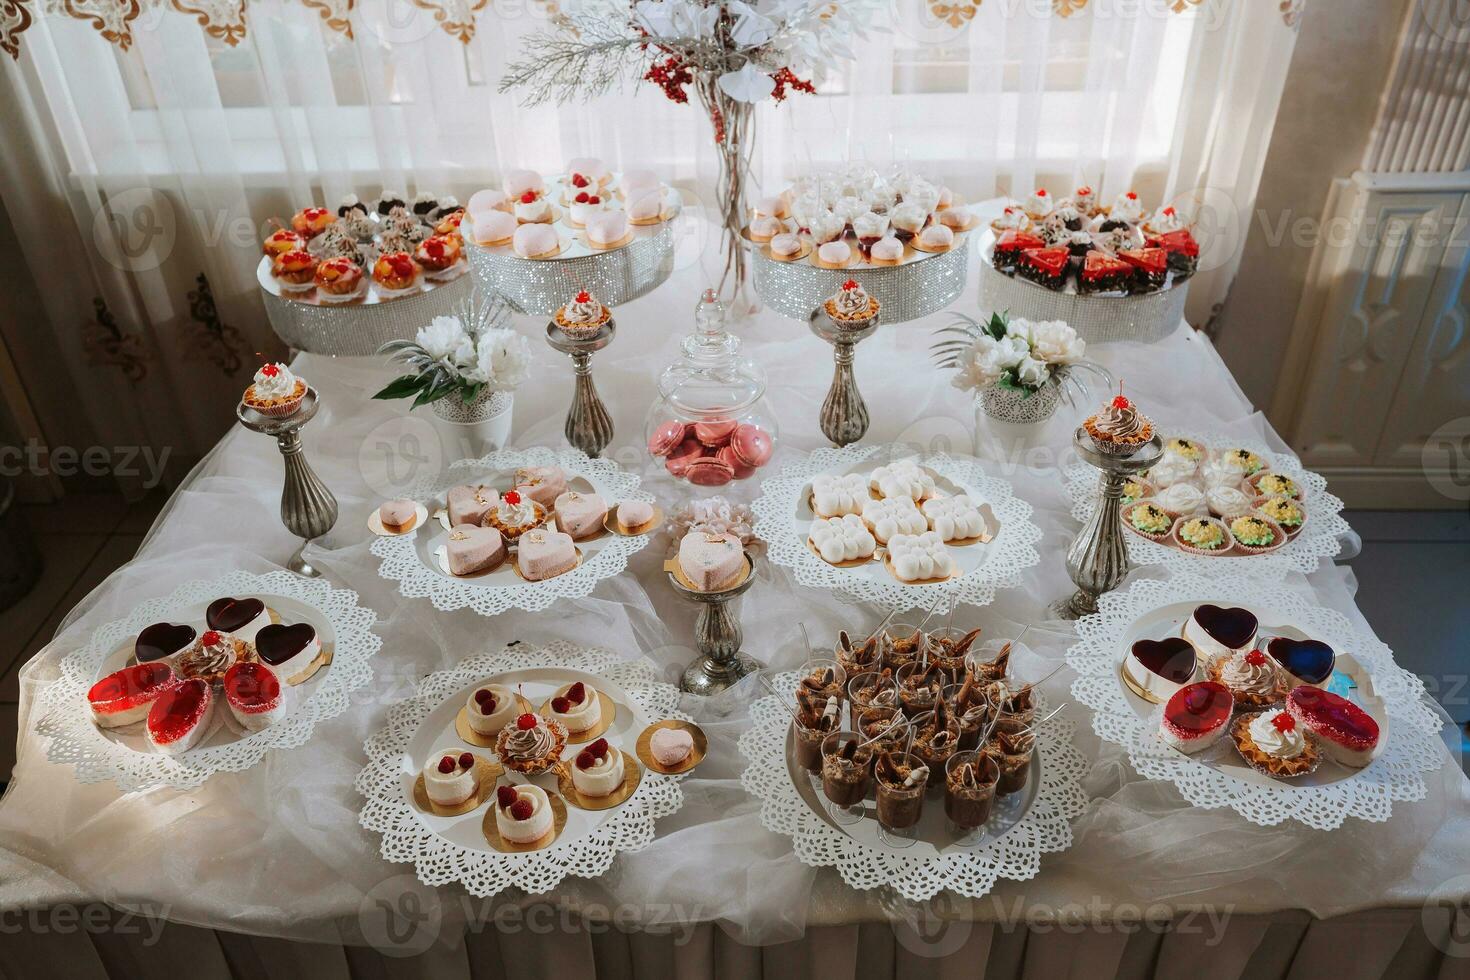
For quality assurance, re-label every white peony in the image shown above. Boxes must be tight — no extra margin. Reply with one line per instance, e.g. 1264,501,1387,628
470,328,532,389
1015,356,1049,389
1020,318,1085,365
950,335,1008,391
417,316,476,374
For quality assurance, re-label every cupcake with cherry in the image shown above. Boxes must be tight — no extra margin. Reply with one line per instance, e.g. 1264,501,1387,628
242,362,308,418
1083,386,1154,457
553,290,611,339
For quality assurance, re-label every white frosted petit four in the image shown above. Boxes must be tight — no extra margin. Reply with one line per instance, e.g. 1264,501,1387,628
816,241,851,265
553,490,607,540
676,530,745,591
467,683,518,737
423,748,479,807
861,496,927,545
512,223,559,258
870,237,904,261
921,494,987,541
447,484,499,526
517,527,578,581
808,514,877,565
869,459,935,501
547,680,600,734
886,531,956,582
571,739,625,797
811,472,869,518
587,212,630,246
494,783,554,844
503,169,543,198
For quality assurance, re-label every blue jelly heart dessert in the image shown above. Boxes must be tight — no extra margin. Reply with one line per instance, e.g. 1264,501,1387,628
1266,637,1336,686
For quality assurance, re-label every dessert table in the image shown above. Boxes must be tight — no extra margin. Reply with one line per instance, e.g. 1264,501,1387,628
1,238,1468,980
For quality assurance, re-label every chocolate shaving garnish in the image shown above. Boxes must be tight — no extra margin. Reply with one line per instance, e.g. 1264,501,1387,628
947,628,983,658
839,740,857,762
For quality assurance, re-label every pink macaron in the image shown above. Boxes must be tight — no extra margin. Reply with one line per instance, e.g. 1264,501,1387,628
692,419,738,447
685,456,734,486
730,423,773,468
647,419,685,457
665,438,704,478
716,445,755,480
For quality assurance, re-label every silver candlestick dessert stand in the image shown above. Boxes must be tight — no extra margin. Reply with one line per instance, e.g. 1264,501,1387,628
1058,428,1163,618
545,318,616,457
236,387,339,577
807,308,880,448
667,552,762,695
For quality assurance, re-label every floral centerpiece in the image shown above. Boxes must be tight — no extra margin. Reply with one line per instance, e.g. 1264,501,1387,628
932,312,1107,425
374,292,532,448
499,0,881,309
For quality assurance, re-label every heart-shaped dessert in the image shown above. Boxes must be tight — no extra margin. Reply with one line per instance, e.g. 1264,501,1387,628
446,524,507,576
88,662,181,727
146,678,214,754
1159,680,1232,755
1287,686,1379,767
1184,604,1258,659
1266,637,1336,686
513,466,567,509
512,223,559,258
677,530,745,592
134,623,197,664
447,485,498,527
553,490,607,541
650,727,694,767
1125,637,1197,701
378,499,418,531
517,528,577,581
255,622,323,686
206,596,269,640
223,661,285,732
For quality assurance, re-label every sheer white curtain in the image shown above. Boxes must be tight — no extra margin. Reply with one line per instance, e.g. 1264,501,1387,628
0,0,1300,469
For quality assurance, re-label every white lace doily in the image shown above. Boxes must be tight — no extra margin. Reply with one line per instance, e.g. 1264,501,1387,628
1063,430,1349,579
738,672,1088,901
1067,574,1446,829
35,570,382,792
371,448,655,616
356,642,688,898
751,446,1043,611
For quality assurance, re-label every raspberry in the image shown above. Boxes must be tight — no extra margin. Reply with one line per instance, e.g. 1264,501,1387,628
588,737,610,758
437,756,455,774
575,191,589,204
566,682,586,704
572,173,589,188
515,712,538,731
458,752,474,769
588,195,600,205
475,688,495,708
551,697,571,714
576,750,596,770
509,799,533,821
496,785,518,807
520,191,536,204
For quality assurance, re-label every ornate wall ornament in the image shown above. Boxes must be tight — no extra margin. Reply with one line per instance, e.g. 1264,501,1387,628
1280,0,1305,29
410,0,486,43
300,0,350,39
83,297,149,384
183,273,247,376
1053,0,1087,16
1,0,34,60
170,0,246,45
926,0,979,29
61,0,140,48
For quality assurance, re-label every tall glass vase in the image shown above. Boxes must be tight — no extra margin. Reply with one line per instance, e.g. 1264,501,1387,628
695,79,757,319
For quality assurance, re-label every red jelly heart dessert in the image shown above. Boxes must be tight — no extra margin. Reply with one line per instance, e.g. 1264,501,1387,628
88,662,181,728
1159,681,1232,756
146,678,214,755
496,785,519,808
222,661,283,732
134,623,197,664
1287,686,1379,767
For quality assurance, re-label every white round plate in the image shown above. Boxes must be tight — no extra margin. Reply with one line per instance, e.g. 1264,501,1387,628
752,445,1042,611
356,642,687,897
371,448,655,616
35,570,382,791
739,671,1087,901
1064,430,1348,579
1067,574,1446,828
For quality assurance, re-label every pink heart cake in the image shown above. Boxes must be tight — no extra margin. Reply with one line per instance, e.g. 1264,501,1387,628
514,466,567,509
379,499,417,531
447,484,499,526
446,524,507,576
677,530,745,591
553,490,607,540
617,500,655,530
650,727,694,767
517,527,578,581
471,210,516,246
512,223,558,258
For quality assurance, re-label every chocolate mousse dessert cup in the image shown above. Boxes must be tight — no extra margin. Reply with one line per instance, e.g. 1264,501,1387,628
880,622,928,673
965,639,1013,685
835,629,882,680
987,701,1037,796
896,661,946,718
927,626,983,679
847,670,899,731
910,702,961,786
798,657,847,705
857,705,910,753
944,677,991,751
945,750,1000,842
792,689,841,774
874,750,928,847
821,730,874,825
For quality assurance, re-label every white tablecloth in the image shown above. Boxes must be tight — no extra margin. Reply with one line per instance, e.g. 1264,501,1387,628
1,240,1468,978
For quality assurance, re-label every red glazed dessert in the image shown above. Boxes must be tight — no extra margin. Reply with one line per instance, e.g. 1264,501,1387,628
1159,681,1232,755
262,228,304,258
88,662,182,728
991,229,1045,275
1118,247,1168,292
1287,686,1379,767
1078,251,1133,294
1016,246,1070,291
372,251,419,292
146,678,215,755
223,661,285,733
1147,228,1199,277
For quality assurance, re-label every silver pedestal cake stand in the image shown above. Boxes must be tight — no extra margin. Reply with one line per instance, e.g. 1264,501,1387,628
236,387,339,577
1058,428,1163,618
544,318,615,458
752,243,969,323
667,552,762,695
807,308,880,447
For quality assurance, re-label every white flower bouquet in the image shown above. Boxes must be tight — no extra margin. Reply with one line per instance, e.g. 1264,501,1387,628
933,311,1099,397
374,293,532,408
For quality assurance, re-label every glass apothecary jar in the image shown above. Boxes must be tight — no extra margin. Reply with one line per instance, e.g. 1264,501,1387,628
644,289,779,485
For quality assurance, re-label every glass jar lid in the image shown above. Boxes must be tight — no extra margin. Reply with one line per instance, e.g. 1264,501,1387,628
656,289,767,418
